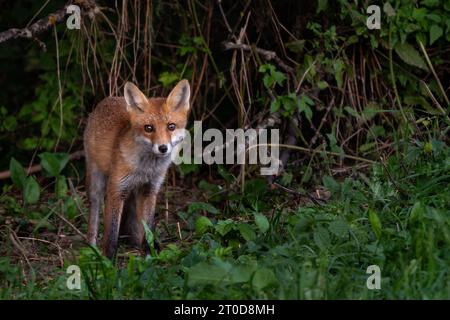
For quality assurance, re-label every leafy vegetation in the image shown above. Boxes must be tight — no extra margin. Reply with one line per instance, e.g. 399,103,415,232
0,0,449,299
1,141,449,299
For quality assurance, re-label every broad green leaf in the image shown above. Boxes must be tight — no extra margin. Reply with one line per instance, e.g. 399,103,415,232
188,261,254,286
272,70,286,86
281,94,297,114
158,71,179,88
322,175,340,194
259,64,275,88
329,219,349,237
301,166,312,183
344,106,360,119
158,244,182,262
142,220,156,257
427,13,441,23
39,152,70,177
361,103,380,121
429,25,443,45
317,80,329,90
254,212,270,233
23,176,40,204
188,202,219,215
368,209,382,240
280,172,293,185
215,219,235,236
3,116,17,131
298,94,314,121
258,64,272,73
178,163,200,176
142,221,154,244
404,96,436,114
410,202,424,222
285,39,306,53
63,197,78,220
423,141,433,154
263,74,274,88
195,216,213,235
55,175,68,198
230,265,255,283
412,8,426,22
317,0,328,13
270,99,280,113
394,43,428,71
383,2,395,17
217,165,235,184
237,223,256,241
360,141,376,153
9,157,27,190
188,262,227,285
259,64,285,88
252,268,277,290
369,125,385,138
302,94,314,106
333,59,344,89
313,227,331,248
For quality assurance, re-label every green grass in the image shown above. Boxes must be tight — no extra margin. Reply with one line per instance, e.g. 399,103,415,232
1,140,449,299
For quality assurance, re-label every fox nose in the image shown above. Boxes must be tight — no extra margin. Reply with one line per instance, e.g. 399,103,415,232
158,144,168,153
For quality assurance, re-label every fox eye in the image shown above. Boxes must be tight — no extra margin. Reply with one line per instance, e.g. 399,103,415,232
167,123,176,131
144,125,154,133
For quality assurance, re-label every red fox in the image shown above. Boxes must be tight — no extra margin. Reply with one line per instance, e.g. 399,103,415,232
84,80,190,258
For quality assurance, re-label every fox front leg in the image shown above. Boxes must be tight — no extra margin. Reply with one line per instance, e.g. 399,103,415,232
133,186,158,253
103,188,125,259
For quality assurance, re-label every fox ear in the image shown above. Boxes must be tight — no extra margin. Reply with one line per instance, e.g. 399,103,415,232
124,82,147,112
167,79,190,112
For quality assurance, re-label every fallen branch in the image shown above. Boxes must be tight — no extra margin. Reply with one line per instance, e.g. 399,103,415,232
0,150,84,180
0,0,98,49
0,5,68,48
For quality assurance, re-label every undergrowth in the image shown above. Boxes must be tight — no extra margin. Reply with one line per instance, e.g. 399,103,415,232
1,140,448,299
0,0,449,300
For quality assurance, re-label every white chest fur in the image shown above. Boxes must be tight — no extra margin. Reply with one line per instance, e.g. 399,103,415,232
119,150,171,194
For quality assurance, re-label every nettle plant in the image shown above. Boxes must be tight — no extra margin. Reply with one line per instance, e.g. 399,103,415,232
7,152,80,232
14,29,88,152
340,1,449,115
258,63,315,121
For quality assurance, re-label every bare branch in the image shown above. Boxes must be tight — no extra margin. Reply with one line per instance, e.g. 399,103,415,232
223,41,295,75
0,0,98,47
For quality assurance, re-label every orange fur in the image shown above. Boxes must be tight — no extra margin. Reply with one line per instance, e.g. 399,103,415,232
84,80,190,258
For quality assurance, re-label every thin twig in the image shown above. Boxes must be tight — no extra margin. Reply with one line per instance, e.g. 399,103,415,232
310,97,335,147
55,210,88,242
418,40,450,106
247,143,378,165
223,41,295,75
272,182,325,205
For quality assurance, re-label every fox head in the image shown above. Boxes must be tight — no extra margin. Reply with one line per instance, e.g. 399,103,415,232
124,80,190,157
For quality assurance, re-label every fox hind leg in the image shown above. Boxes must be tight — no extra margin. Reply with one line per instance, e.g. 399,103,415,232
86,162,106,246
